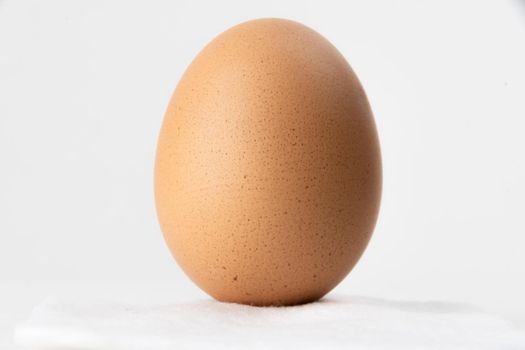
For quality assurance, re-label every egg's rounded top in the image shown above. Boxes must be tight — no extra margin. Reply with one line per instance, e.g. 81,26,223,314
155,18,381,306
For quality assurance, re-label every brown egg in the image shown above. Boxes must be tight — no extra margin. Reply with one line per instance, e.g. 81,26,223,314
155,18,381,306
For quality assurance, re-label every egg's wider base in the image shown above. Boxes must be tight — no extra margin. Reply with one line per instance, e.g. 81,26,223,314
155,19,382,306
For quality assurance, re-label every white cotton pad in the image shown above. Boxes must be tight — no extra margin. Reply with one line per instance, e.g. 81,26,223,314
14,296,525,350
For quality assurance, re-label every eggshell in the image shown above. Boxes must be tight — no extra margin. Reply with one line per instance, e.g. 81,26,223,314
155,18,381,306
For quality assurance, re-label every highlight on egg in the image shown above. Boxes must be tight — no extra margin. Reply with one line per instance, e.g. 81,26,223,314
155,18,381,306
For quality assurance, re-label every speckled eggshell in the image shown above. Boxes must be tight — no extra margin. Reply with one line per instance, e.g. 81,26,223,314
155,18,381,306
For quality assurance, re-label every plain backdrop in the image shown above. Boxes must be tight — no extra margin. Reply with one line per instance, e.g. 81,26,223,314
1,0,525,346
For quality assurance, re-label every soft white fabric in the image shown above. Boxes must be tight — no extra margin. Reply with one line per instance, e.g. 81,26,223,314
14,296,525,349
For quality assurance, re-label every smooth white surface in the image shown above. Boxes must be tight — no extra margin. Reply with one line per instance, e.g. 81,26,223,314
1,0,525,348
14,296,525,350
1,282,201,349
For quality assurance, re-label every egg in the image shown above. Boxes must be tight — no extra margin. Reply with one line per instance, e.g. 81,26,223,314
155,18,381,306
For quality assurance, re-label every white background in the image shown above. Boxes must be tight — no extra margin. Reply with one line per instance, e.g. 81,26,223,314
1,0,525,347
